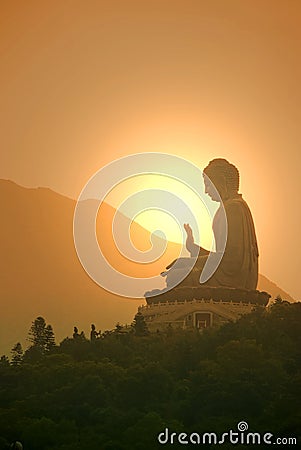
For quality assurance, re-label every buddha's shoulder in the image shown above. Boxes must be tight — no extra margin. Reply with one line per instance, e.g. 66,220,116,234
224,196,250,214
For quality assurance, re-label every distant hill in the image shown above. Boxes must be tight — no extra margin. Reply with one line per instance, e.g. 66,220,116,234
257,273,294,303
0,180,295,356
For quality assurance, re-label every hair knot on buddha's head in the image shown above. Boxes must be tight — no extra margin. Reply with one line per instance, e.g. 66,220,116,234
204,158,240,197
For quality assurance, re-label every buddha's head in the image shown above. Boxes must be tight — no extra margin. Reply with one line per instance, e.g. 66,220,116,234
203,158,239,202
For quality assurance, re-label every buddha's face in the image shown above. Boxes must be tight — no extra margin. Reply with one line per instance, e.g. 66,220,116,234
203,173,227,202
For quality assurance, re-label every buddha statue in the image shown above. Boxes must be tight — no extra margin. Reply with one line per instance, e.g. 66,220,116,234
162,158,259,291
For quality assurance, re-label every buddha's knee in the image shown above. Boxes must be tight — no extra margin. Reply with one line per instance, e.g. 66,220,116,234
166,268,187,288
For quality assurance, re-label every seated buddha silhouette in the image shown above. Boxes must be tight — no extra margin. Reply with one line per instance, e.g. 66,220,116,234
162,158,259,291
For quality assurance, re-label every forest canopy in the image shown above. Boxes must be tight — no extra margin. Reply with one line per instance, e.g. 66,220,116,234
0,299,300,449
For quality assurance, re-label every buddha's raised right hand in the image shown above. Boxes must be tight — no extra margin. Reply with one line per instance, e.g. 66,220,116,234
184,222,194,237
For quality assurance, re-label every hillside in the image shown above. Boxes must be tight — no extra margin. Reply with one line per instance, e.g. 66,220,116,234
0,181,138,355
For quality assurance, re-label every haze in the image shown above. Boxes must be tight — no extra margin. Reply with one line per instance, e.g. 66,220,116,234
1,1,300,299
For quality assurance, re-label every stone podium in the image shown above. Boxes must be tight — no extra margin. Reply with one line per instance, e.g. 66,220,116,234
141,286,270,331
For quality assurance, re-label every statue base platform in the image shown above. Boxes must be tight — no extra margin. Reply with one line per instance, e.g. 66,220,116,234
140,286,271,332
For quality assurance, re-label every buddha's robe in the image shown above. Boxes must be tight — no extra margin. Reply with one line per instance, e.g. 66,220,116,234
166,195,259,290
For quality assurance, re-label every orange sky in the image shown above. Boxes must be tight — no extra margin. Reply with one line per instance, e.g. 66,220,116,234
1,0,301,299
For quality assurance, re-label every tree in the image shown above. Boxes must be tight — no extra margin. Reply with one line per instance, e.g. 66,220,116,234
28,316,56,354
0,355,10,367
132,312,149,336
11,342,23,366
114,323,123,333
45,325,56,352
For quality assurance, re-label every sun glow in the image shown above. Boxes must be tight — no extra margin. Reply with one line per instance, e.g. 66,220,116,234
104,173,215,251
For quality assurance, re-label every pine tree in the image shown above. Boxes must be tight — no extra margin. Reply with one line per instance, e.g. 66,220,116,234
28,316,56,353
132,311,149,336
11,342,23,366
28,316,47,349
45,324,55,352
